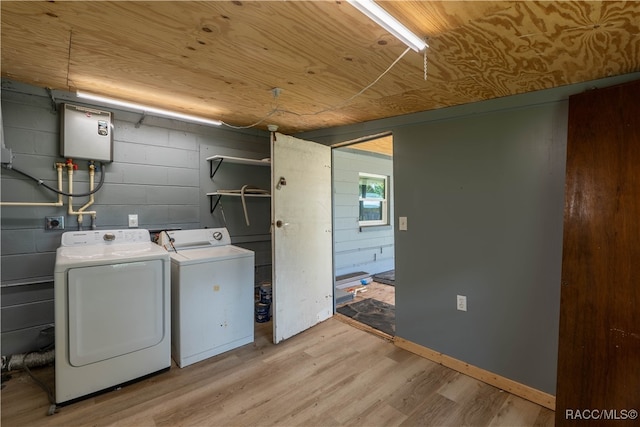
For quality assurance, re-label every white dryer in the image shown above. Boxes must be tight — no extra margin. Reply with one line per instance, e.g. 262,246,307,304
54,229,171,405
157,228,254,368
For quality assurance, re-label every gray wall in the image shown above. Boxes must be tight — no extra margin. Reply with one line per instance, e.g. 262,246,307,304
392,103,567,395
333,148,393,277
1,80,270,356
300,72,640,395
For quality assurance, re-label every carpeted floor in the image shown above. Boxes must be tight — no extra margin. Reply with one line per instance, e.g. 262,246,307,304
373,269,395,286
336,298,395,336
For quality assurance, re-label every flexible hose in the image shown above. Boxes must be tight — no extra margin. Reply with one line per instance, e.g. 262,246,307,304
240,185,270,226
3,163,106,197
7,351,58,416
163,230,178,253
216,186,269,227
241,184,251,226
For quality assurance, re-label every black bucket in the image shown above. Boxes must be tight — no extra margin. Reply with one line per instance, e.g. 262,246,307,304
255,302,271,323
259,282,272,304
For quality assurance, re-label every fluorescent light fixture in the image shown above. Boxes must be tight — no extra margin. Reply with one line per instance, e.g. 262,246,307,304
348,0,427,52
76,91,222,126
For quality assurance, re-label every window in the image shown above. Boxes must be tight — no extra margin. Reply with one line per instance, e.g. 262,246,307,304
358,173,388,226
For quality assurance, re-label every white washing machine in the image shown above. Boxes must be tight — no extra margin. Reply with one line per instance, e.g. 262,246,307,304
157,228,254,368
54,229,171,405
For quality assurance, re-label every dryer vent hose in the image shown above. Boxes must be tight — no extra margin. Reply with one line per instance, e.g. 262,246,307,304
7,349,54,371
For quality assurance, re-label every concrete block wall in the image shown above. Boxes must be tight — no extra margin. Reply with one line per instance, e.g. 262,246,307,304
0,80,270,356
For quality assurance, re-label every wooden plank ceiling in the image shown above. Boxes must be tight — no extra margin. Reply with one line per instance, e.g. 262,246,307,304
2,1,639,134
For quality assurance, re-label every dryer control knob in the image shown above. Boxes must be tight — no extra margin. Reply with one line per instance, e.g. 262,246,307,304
103,233,116,241
212,231,223,241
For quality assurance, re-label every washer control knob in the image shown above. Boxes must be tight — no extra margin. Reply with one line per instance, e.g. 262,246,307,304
103,233,116,241
212,231,223,241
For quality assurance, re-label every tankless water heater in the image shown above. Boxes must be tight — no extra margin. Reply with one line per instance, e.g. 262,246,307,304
60,103,113,162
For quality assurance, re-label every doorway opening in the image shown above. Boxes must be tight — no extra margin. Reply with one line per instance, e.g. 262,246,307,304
331,133,395,338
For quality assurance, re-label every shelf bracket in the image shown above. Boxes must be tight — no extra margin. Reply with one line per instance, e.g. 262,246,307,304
209,194,222,213
135,112,147,129
46,88,58,113
209,157,224,179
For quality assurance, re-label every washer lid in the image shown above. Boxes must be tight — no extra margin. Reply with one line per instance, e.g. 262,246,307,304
158,228,231,251
170,245,253,265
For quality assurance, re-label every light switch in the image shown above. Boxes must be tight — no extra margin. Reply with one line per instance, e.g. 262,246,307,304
399,216,408,231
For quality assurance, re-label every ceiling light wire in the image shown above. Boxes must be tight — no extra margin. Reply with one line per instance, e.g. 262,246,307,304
220,108,279,130
220,88,282,129
66,30,73,89
300,46,411,116
220,45,416,129
424,40,428,81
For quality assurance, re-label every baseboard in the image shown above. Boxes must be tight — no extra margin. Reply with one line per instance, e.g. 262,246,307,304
394,336,556,411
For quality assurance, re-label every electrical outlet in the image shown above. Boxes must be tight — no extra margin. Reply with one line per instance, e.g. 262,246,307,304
128,214,139,228
45,216,65,230
457,295,467,311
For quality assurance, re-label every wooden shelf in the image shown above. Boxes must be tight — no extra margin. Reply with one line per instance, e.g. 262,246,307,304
206,155,270,178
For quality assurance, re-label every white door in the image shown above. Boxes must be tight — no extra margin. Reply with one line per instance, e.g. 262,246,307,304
271,132,333,344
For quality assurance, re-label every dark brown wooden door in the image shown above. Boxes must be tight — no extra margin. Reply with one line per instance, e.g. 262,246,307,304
556,79,640,425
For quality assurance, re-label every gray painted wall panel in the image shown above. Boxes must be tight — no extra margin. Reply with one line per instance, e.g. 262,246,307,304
1,282,53,307
334,235,394,252
2,326,55,355
391,103,567,394
116,121,170,146
1,253,56,282
1,230,36,254
334,246,394,272
35,231,63,253
2,100,58,133
1,300,54,332
4,154,66,179
168,167,199,187
333,204,359,219
168,129,199,151
146,186,199,205
121,164,171,185
3,127,58,156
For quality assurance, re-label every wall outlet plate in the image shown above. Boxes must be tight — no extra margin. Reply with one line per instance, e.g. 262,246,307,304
128,214,139,228
457,295,467,311
45,216,65,230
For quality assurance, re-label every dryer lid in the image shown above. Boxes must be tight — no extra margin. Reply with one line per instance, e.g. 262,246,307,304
60,229,152,246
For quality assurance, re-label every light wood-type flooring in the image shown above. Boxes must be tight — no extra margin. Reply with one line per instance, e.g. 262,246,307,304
1,285,554,426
